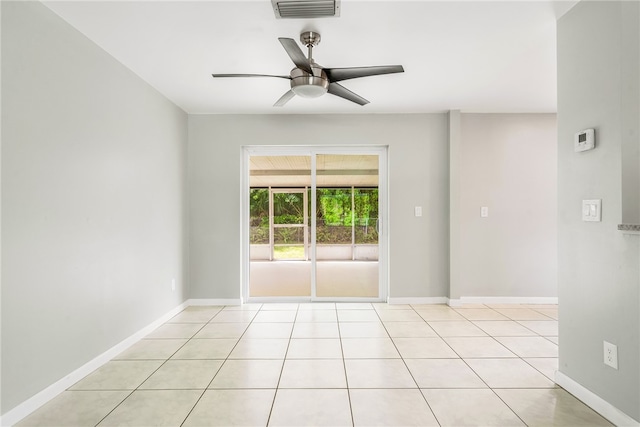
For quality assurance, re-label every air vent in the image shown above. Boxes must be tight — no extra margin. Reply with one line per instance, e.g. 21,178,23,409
272,0,341,19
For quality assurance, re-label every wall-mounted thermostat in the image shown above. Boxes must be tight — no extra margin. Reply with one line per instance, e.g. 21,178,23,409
574,128,595,152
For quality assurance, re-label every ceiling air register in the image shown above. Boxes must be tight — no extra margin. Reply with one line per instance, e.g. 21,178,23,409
272,0,340,19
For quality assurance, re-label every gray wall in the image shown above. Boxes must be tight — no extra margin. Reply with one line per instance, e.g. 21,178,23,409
557,1,640,421
189,113,558,302
188,114,450,300
452,114,557,298
1,1,188,415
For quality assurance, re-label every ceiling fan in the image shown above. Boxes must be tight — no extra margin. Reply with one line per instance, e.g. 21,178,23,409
212,31,404,107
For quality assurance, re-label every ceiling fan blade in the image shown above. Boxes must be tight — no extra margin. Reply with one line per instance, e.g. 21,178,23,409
327,83,369,106
274,90,296,107
278,38,312,74
324,65,405,82
212,73,291,79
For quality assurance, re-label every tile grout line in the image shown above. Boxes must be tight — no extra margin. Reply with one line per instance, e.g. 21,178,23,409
454,309,559,384
265,304,300,427
336,304,356,427
423,308,493,425
414,304,547,425
490,388,530,426
93,306,225,427
454,308,554,425
376,305,443,426
22,302,566,426
178,305,260,427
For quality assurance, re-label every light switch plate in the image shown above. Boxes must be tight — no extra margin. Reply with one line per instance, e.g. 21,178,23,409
481,207,489,217
414,206,422,217
582,199,601,222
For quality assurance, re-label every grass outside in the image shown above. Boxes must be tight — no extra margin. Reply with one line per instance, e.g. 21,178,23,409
274,246,305,259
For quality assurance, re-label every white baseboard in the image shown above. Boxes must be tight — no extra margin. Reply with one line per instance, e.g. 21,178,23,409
452,296,558,306
387,296,558,307
245,296,313,304
387,297,449,305
187,298,241,306
1,301,191,427
555,371,640,426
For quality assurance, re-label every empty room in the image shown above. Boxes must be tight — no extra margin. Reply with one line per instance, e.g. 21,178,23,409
1,0,639,426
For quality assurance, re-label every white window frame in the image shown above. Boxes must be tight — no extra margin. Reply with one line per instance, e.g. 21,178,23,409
241,145,389,303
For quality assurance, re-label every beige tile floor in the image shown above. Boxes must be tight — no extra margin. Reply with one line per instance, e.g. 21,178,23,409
17,303,614,427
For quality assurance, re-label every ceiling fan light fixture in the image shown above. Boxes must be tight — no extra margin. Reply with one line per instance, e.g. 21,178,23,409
291,85,327,98
291,76,329,98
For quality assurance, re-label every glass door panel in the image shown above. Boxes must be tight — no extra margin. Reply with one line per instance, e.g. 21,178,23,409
246,150,384,301
249,188,270,260
354,188,379,258
315,154,380,298
249,155,311,297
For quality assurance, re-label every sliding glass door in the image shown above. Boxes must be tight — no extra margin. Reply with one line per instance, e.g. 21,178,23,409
243,147,386,301
248,155,311,297
315,154,379,298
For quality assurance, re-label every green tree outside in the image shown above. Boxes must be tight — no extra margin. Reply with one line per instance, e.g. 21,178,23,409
249,187,378,245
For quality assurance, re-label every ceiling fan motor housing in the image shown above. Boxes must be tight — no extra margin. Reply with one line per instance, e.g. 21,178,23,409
290,62,329,98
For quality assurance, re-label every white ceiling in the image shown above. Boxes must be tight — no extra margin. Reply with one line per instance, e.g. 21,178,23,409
43,1,577,114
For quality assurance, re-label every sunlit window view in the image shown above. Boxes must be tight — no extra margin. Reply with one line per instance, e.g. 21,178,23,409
249,154,380,298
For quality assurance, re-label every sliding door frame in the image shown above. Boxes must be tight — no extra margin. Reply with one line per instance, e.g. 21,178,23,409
241,145,389,303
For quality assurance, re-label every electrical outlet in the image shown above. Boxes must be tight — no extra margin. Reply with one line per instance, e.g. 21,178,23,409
171,279,176,292
603,341,618,369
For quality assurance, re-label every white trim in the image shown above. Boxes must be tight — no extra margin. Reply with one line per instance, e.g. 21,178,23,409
378,147,389,303
310,152,317,298
313,297,384,303
247,296,385,304
240,147,250,304
448,298,463,307
246,296,311,304
457,296,558,305
0,301,191,427
555,371,640,427
386,296,559,307
241,145,389,302
387,297,449,305
187,298,241,306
